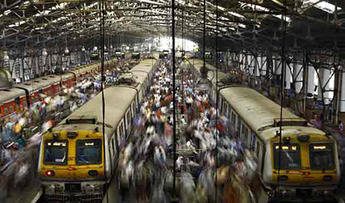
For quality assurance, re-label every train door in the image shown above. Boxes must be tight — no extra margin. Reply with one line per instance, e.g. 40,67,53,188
256,141,264,174
222,99,228,116
112,136,117,156
131,101,136,122
250,132,257,152
134,96,139,113
228,106,232,120
230,111,236,135
141,84,146,99
218,95,222,112
240,122,246,143
236,115,241,138
109,139,115,174
117,121,125,149
125,108,132,136
245,127,251,148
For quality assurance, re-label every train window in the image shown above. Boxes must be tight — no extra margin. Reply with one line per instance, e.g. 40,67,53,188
273,143,301,170
231,112,236,125
251,133,257,151
9,105,14,112
228,106,231,118
256,141,260,157
119,121,124,140
222,102,227,115
241,123,245,137
245,128,250,146
219,97,223,111
237,119,241,135
76,139,102,165
309,143,335,170
44,140,68,165
4,107,8,115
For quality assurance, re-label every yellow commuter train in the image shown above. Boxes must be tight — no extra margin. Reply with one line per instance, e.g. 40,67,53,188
219,87,340,201
37,59,157,201
192,59,340,201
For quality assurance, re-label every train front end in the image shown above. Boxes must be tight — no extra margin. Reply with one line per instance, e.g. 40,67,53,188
38,125,105,202
263,126,340,201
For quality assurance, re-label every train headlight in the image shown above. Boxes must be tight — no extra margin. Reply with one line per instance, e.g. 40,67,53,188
45,170,55,177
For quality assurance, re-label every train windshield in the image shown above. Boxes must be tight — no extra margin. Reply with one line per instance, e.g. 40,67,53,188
76,139,102,165
44,140,68,165
309,143,335,170
273,143,301,170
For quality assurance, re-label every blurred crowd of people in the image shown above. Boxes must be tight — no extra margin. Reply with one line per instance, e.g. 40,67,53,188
117,59,258,203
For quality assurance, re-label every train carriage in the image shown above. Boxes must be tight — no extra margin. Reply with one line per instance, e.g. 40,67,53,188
0,59,117,117
190,59,340,201
0,88,27,116
61,72,77,88
38,58,156,201
219,86,340,201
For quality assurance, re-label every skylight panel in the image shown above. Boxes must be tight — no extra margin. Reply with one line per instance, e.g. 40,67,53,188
238,23,246,28
303,0,341,13
220,16,230,21
8,20,26,28
217,6,226,11
240,2,269,12
4,10,11,15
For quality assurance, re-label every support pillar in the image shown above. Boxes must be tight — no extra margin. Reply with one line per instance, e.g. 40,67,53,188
254,55,260,77
340,71,345,112
275,57,282,75
307,65,315,95
293,63,303,93
322,68,332,105
285,63,292,89
261,56,267,76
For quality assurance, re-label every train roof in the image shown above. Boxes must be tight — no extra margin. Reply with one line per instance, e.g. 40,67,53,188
189,59,229,86
260,126,328,142
0,88,26,103
132,71,148,88
73,62,99,76
15,75,60,92
131,59,156,73
220,87,306,137
56,86,137,140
